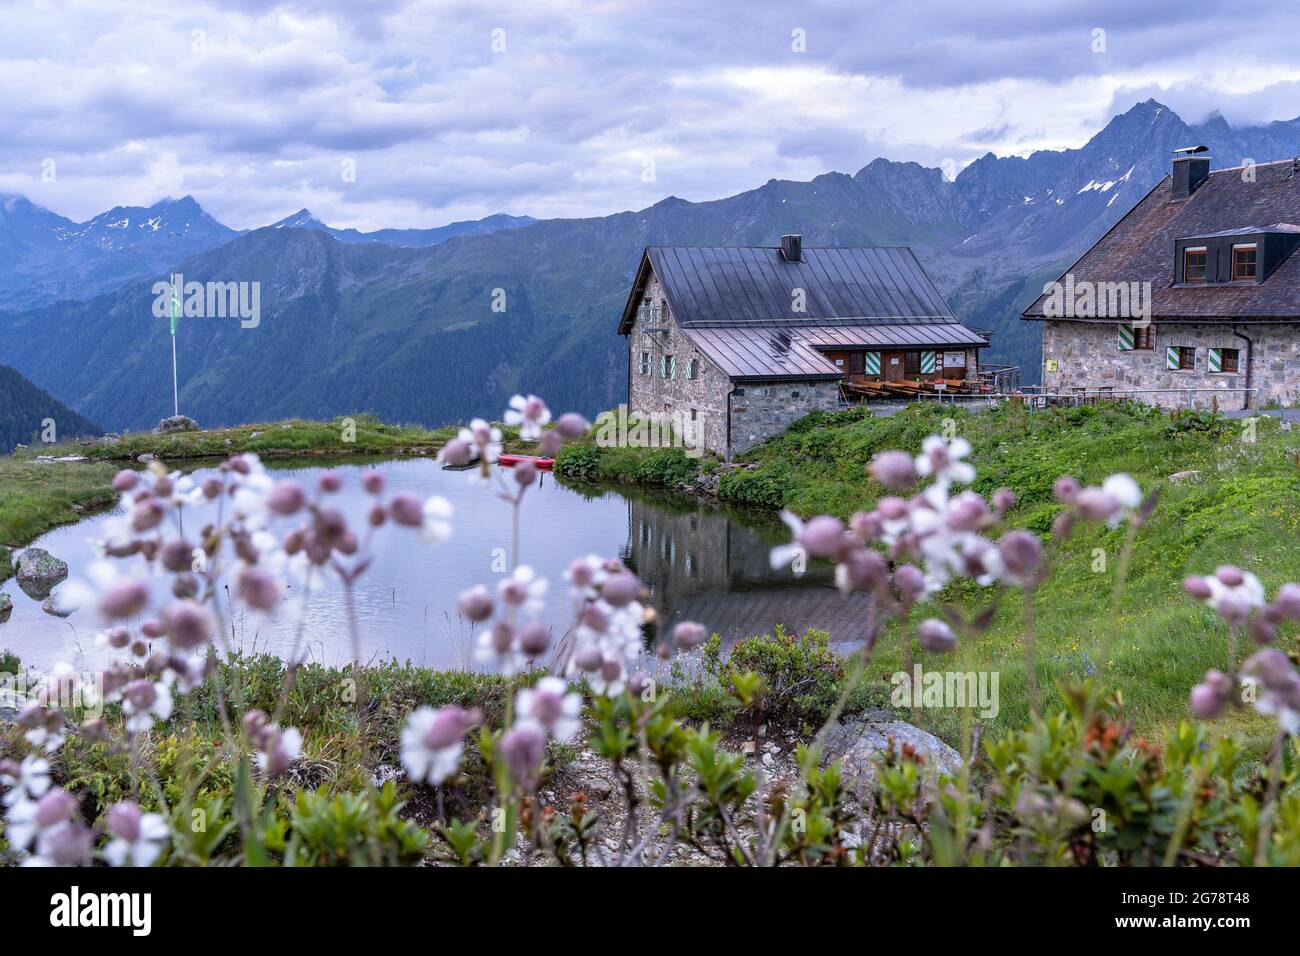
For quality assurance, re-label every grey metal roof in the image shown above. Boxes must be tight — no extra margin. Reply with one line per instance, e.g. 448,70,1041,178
619,244,956,333
1181,223,1300,239
682,326,843,381
798,323,987,349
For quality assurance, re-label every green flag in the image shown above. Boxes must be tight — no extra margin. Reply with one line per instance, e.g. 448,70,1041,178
170,288,180,336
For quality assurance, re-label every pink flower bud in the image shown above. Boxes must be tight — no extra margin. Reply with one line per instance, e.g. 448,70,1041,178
131,497,166,533
518,621,550,656
917,618,957,652
1189,682,1225,718
1074,488,1118,522
106,801,143,842
555,413,591,440
159,537,194,573
1272,583,1300,619
601,570,640,608
456,586,494,622
993,488,1016,513
100,580,150,620
1183,575,1212,600
267,481,306,515
422,707,474,750
838,547,887,593
439,439,472,467
999,530,1043,581
567,559,595,589
490,621,514,655
1249,617,1277,645
946,492,991,532
243,709,269,743
112,470,139,492
539,431,563,456
868,451,916,490
800,516,846,558
362,470,385,494
237,567,281,611
514,460,538,487
1215,566,1245,587
673,621,709,648
35,788,77,827
501,723,545,788
894,564,926,600
849,511,883,542
581,603,609,633
318,471,342,494
389,493,423,527
1053,476,1080,504
163,599,213,649
202,477,223,499
877,497,908,521
123,679,158,711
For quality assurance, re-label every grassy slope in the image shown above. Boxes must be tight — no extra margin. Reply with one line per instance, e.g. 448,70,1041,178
722,401,1300,748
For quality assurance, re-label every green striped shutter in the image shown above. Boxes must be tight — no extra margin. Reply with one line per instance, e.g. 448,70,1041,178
1166,346,1181,370
920,351,936,374
864,351,881,375
1208,348,1222,373
1118,324,1134,350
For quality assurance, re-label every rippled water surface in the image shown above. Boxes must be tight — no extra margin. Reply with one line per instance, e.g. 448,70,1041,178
2,458,871,672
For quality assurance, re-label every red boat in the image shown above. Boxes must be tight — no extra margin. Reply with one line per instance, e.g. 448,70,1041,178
499,454,555,471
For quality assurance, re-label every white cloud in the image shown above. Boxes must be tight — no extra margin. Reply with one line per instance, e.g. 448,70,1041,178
0,0,1294,229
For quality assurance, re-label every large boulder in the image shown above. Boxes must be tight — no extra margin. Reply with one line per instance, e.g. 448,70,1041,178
0,591,11,621
822,709,962,802
156,415,199,434
14,548,69,601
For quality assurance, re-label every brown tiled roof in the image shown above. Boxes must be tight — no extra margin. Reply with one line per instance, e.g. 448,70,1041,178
1023,158,1300,321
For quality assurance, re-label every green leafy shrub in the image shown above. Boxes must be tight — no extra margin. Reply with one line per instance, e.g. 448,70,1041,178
280,782,428,867
553,442,603,481
634,448,699,486
703,627,846,728
718,462,793,508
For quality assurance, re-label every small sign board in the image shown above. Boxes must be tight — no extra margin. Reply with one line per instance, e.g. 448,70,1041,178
1044,359,1059,373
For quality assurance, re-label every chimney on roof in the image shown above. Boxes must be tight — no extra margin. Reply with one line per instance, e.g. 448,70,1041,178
780,234,802,262
1172,145,1211,200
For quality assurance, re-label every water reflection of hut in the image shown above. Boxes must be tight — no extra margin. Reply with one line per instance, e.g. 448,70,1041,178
623,495,872,648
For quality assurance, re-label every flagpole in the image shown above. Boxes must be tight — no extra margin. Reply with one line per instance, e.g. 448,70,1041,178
170,272,180,417
171,333,178,416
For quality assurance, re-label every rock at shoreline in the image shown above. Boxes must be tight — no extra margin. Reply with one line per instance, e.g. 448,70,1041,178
14,548,69,601
156,415,199,434
822,709,962,802
42,593,75,617
0,592,12,622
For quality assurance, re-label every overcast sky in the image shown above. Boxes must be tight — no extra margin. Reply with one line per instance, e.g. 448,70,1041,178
1,0,1297,230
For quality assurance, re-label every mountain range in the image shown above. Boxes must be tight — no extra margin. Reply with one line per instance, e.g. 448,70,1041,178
2,99,1299,433
0,364,101,453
